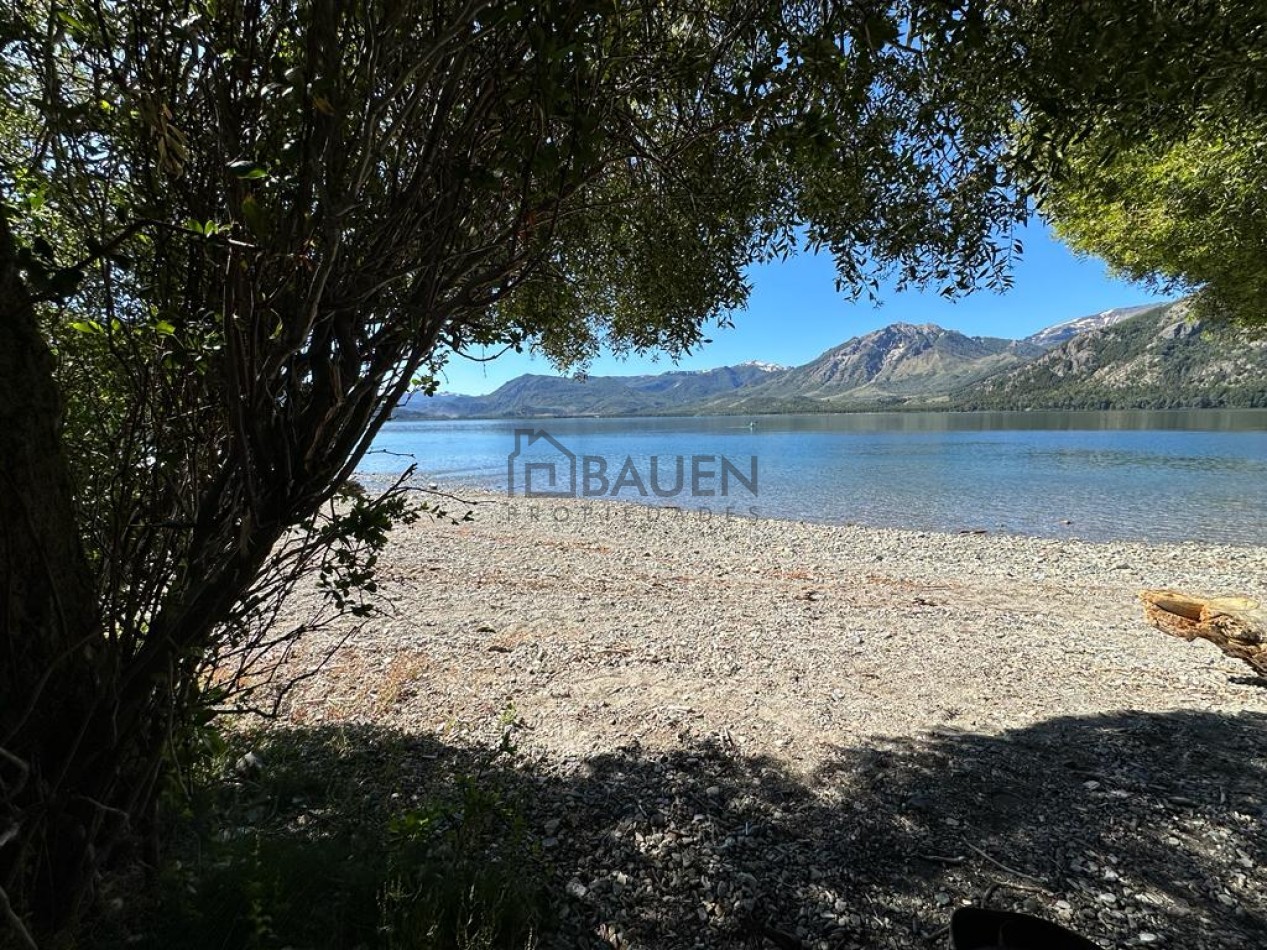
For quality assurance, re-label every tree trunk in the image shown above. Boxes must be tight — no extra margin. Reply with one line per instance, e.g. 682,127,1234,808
1139,589,1267,678
0,208,118,936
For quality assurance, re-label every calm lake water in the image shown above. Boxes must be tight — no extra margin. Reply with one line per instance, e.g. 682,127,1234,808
362,411,1267,545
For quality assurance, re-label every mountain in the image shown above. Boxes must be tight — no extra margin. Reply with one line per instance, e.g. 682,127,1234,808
702,323,1044,411
397,391,488,417
1022,304,1160,349
396,361,786,418
958,302,1267,410
393,302,1266,418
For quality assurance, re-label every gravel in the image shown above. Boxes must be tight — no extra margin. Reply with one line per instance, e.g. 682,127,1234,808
275,489,1267,949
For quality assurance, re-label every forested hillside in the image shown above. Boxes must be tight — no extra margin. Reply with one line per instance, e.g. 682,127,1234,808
957,304,1267,410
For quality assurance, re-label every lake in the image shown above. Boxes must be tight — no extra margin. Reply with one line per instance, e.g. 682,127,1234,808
361,410,1267,545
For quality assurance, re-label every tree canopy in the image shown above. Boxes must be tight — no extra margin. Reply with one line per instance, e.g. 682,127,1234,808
980,0,1267,327
1040,121,1267,327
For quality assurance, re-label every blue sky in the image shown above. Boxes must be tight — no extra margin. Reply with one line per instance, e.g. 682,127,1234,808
439,217,1170,396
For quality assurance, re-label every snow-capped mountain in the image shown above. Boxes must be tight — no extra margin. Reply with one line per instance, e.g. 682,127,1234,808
1023,305,1161,349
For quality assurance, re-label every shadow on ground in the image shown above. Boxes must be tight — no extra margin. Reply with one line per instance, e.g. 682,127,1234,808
111,709,1267,949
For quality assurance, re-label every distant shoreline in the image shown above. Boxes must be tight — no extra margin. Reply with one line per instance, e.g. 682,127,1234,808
390,405,1267,423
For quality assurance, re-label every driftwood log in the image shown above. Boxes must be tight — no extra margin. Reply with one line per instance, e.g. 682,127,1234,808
1139,589,1267,678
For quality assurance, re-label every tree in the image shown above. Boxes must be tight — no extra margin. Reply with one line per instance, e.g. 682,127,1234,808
1,0,1028,937
952,0,1267,328
1039,121,1267,327
960,0,1267,177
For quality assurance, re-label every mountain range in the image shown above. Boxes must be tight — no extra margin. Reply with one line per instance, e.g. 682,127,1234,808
400,361,785,418
959,302,1267,410
396,302,1267,418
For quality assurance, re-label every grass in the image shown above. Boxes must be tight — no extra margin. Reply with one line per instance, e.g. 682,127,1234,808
91,725,549,949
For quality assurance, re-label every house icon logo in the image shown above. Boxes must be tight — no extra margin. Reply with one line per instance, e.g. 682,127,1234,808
507,428,577,498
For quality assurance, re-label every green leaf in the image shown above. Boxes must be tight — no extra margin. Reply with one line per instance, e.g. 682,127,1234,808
227,160,269,180
56,10,89,32
240,194,270,235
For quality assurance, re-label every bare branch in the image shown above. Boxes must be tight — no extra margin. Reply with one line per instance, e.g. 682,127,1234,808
0,885,38,950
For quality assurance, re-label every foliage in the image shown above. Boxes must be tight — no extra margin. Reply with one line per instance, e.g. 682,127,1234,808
946,0,1267,187
952,0,1267,329
1040,121,1267,327
87,726,546,950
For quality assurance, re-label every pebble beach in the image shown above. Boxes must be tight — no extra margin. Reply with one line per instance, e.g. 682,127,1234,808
274,489,1267,949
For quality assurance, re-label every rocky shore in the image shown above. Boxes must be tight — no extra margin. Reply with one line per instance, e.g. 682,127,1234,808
276,489,1267,949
